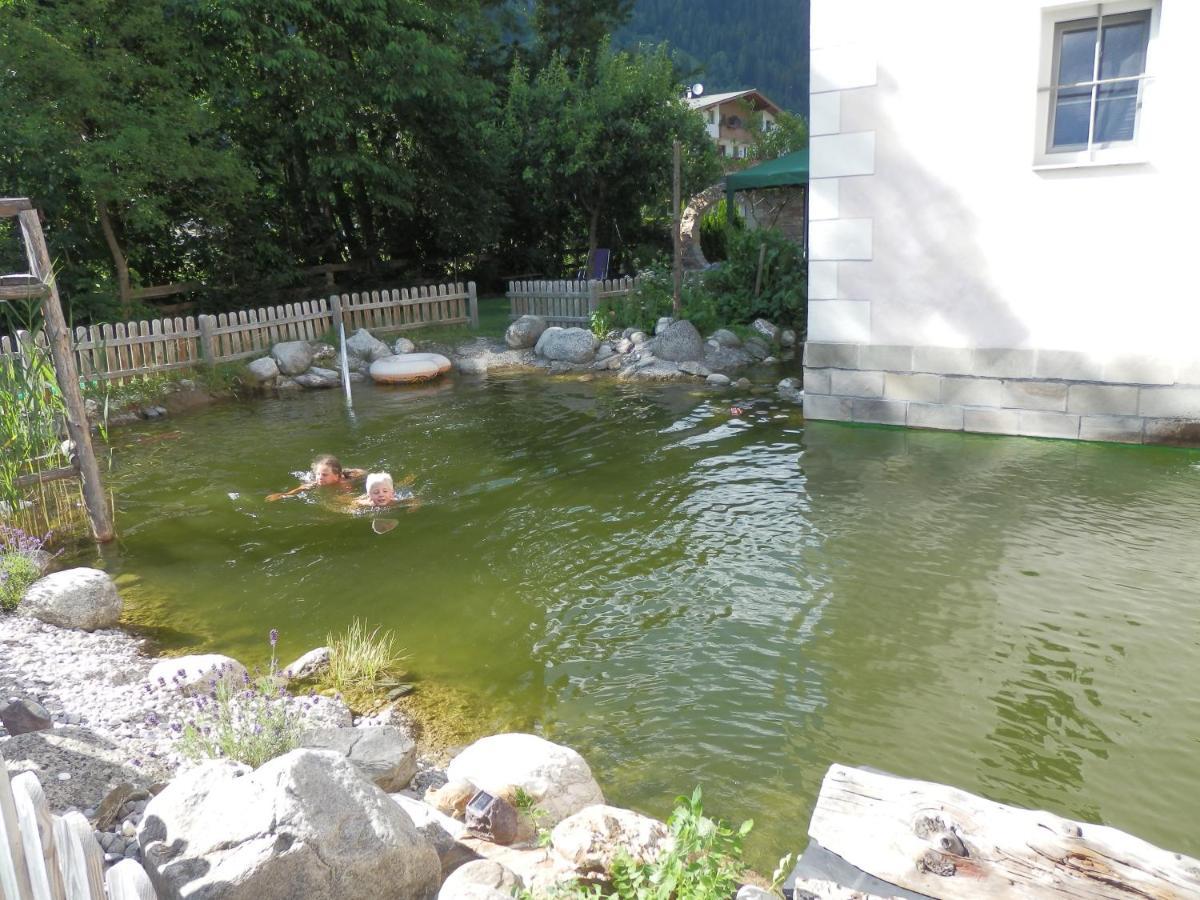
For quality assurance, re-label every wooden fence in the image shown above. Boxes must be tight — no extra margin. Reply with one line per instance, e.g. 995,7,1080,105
507,277,639,326
0,749,156,899
0,282,477,382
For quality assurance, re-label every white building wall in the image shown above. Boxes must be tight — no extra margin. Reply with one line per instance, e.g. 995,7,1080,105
805,0,1200,445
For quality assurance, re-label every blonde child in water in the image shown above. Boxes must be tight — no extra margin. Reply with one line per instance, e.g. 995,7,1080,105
267,455,364,501
355,472,417,509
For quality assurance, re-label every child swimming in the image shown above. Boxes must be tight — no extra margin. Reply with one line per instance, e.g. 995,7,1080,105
266,455,365,501
355,472,410,508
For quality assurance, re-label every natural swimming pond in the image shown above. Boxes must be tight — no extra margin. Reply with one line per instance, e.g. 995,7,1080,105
72,374,1200,868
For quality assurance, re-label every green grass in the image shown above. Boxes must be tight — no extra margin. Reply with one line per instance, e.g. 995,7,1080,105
0,552,40,612
318,618,408,711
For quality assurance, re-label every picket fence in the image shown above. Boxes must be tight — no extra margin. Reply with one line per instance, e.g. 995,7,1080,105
0,749,156,899
507,277,639,326
0,282,477,383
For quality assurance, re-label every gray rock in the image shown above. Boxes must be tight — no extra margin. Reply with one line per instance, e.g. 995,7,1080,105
456,357,488,375
706,373,731,386
614,338,633,354
534,327,599,365
655,319,704,362
736,887,777,900
629,331,647,345
299,726,417,792
283,647,332,681
139,751,439,900
595,344,614,361
703,344,754,374
654,316,674,336
390,795,474,879
551,805,672,873
505,315,548,350
678,361,711,378
147,654,248,695
735,378,752,389
780,328,797,348
275,377,302,392
293,367,341,389
246,356,280,385
311,343,337,363
392,337,416,355
19,568,121,631
751,318,781,343
437,860,521,900
621,327,636,339
345,328,392,362
270,341,314,376
743,338,771,361
0,698,53,735
464,792,520,845
778,377,803,404
592,356,621,371
710,329,742,348
446,733,603,827
763,356,779,365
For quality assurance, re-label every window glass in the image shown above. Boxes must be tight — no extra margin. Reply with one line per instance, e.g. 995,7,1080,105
1100,17,1149,79
1094,82,1139,142
1053,87,1093,147
1058,25,1097,84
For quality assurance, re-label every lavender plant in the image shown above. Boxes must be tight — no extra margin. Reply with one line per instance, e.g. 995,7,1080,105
176,629,307,768
0,525,49,611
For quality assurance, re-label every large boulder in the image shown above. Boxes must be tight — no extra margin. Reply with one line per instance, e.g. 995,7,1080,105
654,320,704,362
505,316,548,350
437,860,521,900
270,341,314,376
147,654,248,695
370,353,453,384
293,367,341,389
390,795,476,878
138,750,440,900
751,319,781,343
534,328,599,365
299,726,417,792
445,733,603,827
550,805,672,874
345,328,392,362
19,568,121,631
0,698,53,735
710,329,742,348
246,356,280,385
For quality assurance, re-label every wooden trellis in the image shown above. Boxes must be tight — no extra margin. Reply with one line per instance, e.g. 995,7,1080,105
1,198,114,542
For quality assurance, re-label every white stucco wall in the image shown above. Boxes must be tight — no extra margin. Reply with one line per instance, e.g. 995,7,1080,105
809,0,1200,359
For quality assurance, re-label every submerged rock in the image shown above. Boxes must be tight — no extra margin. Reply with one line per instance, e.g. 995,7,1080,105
778,377,803,404
20,568,121,631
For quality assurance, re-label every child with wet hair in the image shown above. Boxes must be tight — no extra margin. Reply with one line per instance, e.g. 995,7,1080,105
266,454,365,501
357,472,398,507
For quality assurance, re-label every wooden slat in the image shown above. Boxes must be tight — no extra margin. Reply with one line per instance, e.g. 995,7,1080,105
11,772,66,900
0,750,36,900
104,860,156,900
808,765,1200,900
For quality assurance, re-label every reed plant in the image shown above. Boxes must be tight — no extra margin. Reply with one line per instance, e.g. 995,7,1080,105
318,618,409,710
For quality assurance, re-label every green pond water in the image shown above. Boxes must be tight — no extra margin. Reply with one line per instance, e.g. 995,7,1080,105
72,374,1200,869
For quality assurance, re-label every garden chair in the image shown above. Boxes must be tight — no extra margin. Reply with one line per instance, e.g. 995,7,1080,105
576,248,610,281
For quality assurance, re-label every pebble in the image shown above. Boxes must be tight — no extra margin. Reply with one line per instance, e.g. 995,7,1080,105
122,821,137,838
57,773,71,781
103,852,121,865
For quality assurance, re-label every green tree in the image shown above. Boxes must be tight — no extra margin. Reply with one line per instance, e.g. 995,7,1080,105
502,41,720,275
751,109,808,160
532,0,634,61
0,0,254,320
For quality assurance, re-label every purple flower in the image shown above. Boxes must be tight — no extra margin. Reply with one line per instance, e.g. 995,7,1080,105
269,628,279,647
131,758,142,768
171,722,183,733
176,668,186,678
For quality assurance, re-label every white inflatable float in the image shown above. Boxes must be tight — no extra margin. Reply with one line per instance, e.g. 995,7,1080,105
369,352,452,384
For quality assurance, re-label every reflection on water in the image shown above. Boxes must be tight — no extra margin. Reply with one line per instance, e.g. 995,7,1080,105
73,376,1200,868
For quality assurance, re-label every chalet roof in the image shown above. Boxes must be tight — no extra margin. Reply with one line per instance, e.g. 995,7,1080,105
686,89,782,115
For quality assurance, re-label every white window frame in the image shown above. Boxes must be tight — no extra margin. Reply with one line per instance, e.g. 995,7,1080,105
1033,1,1159,169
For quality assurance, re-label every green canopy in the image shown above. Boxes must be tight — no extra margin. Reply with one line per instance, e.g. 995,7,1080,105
725,148,809,210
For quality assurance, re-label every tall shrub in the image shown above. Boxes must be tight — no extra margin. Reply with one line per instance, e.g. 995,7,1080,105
698,199,743,263
703,227,806,329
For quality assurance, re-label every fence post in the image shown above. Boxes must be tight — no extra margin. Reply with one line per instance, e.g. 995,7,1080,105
198,314,216,366
330,294,344,334
467,281,479,329
587,280,600,319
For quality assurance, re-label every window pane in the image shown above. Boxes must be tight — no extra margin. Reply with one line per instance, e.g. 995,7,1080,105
1058,24,1097,85
1052,87,1092,148
1094,82,1138,143
1100,16,1149,80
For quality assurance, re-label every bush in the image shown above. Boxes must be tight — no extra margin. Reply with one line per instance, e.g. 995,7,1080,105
0,553,40,612
176,629,304,768
703,228,806,330
698,199,743,263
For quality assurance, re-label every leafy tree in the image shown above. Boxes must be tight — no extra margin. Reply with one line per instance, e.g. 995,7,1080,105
0,0,254,319
751,109,808,160
501,41,720,275
532,0,634,61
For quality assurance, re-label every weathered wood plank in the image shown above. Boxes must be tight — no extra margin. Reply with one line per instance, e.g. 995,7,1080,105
11,772,66,900
0,198,33,216
0,749,37,900
57,811,104,900
808,765,1200,900
104,859,156,900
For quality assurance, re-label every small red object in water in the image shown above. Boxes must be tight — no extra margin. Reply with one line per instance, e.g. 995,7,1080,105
730,406,744,416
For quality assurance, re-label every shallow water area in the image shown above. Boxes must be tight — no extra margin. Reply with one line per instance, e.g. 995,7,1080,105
73,373,1200,869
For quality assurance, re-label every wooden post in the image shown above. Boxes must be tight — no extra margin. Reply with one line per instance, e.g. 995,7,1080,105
17,209,115,543
588,280,601,319
198,314,216,365
467,281,479,329
672,140,682,316
0,748,36,900
754,242,767,297
330,294,344,335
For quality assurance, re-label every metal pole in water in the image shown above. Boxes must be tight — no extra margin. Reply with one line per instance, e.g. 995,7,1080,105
338,319,353,409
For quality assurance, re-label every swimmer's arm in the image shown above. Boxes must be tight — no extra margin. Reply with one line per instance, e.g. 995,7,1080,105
266,483,311,502
343,468,366,479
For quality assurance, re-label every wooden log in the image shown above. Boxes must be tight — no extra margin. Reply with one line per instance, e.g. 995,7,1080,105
57,812,104,900
0,749,37,900
0,275,49,301
808,764,1200,899
0,197,33,217
11,772,66,900
104,860,156,900
18,209,114,542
